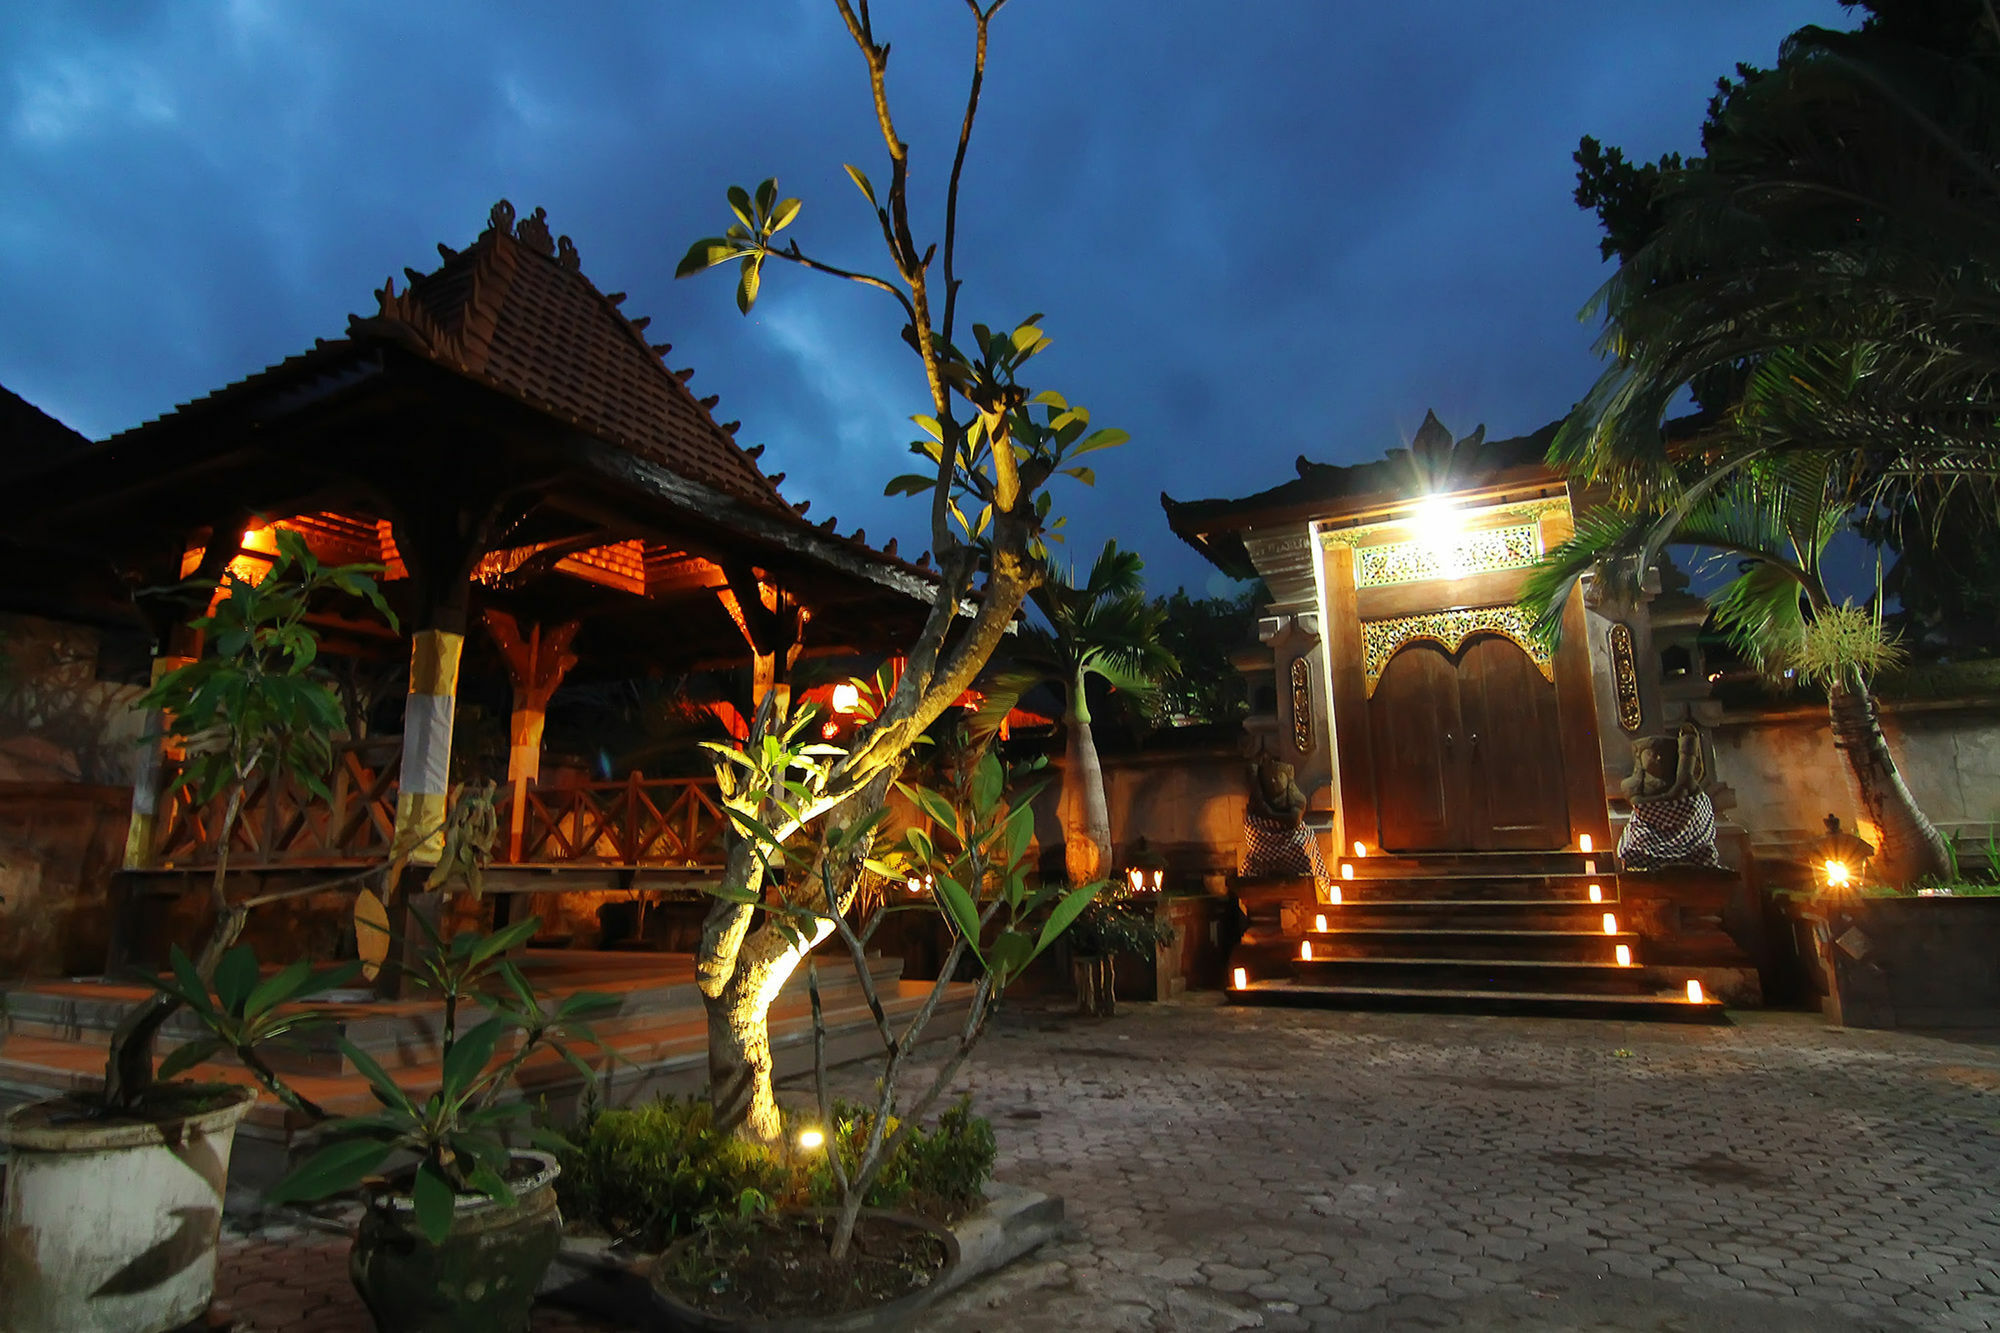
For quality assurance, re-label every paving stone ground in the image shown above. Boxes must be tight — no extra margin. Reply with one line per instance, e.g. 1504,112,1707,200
221,998,2000,1330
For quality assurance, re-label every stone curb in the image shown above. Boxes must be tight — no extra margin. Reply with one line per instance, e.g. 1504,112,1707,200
538,1182,1063,1328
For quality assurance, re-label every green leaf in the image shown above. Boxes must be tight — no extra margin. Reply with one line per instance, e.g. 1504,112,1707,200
754,178,778,219
736,255,762,315
934,874,984,957
1036,880,1105,956
440,1017,506,1101
157,1037,226,1081
726,184,755,231
342,1041,417,1116
769,197,801,233
267,1138,395,1206
244,959,311,1022
1068,427,1129,458
467,917,541,969
676,238,740,279
844,164,877,205
168,946,217,1021
884,473,935,498
412,1162,456,1246
213,946,260,1016
988,930,1033,980
1060,466,1097,486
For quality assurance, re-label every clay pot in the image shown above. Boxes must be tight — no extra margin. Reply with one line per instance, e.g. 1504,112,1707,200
348,1150,563,1333
0,1083,258,1333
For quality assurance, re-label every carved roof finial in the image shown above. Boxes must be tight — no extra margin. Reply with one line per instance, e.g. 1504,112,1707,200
488,199,516,235
557,235,580,271
516,206,555,257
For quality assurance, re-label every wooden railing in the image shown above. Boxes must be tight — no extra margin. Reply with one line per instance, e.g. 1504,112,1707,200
496,774,727,868
151,740,726,871
155,737,404,868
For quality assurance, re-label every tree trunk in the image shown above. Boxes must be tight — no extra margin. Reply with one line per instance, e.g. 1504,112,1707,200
704,962,788,1146
1062,709,1112,887
1826,679,1949,887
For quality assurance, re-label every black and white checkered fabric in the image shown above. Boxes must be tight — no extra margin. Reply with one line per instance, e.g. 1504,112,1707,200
1618,791,1721,869
1242,812,1330,887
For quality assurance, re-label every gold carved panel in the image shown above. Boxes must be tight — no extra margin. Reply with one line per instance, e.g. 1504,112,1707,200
1290,657,1314,754
1352,522,1543,589
1609,621,1643,732
1361,606,1554,697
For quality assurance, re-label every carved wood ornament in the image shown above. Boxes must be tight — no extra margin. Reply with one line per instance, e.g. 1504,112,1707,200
1609,621,1643,732
1291,657,1315,754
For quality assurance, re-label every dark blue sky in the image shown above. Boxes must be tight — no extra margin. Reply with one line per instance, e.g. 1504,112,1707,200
2,1,1843,596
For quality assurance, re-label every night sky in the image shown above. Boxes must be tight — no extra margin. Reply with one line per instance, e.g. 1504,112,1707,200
2,1,1843,597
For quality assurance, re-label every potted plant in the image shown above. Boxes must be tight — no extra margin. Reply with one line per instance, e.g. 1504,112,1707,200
644,725,1099,1327
154,911,614,1333
1065,893,1178,1017
0,529,396,1333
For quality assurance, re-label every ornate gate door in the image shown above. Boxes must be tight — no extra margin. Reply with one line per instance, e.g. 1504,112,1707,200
1370,633,1569,852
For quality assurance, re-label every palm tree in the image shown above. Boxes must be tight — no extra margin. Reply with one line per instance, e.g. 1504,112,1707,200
1523,457,1950,886
1560,18,2000,512
972,541,1179,885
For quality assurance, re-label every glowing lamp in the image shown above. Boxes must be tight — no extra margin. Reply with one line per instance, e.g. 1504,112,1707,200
798,1129,826,1151
1601,913,1618,936
1128,868,1145,892
1614,944,1632,967
1579,834,1594,855
1232,967,1248,990
1588,883,1603,903
1823,859,1852,890
831,683,861,714
1329,885,1342,905
821,721,840,739
1301,941,1314,961
1340,864,1355,881
1686,979,1705,1004
1352,841,1368,858
1583,859,1597,875
1314,914,1327,933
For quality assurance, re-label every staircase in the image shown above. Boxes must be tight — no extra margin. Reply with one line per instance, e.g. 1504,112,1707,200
1228,851,1726,1023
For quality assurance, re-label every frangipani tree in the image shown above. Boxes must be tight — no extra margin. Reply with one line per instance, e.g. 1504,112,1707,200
970,540,1178,884
674,0,1126,1145
1522,456,1949,885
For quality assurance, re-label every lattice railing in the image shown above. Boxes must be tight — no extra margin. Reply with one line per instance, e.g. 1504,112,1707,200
154,736,404,867
497,774,727,868
152,741,726,871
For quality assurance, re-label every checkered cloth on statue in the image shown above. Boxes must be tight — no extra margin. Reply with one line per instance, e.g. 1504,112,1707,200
1618,790,1720,868
1240,749,1331,892
1616,721,1721,869
1242,811,1332,884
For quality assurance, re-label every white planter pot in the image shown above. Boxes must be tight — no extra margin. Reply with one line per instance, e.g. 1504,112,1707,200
1,1083,258,1333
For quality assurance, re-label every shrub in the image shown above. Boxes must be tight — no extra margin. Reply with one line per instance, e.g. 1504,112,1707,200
558,1096,788,1250
807,1096,997,1221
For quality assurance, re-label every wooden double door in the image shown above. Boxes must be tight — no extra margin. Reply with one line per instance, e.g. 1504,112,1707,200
1369,634,1570,852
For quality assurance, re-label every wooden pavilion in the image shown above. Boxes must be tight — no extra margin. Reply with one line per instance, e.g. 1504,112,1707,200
7,199,938,959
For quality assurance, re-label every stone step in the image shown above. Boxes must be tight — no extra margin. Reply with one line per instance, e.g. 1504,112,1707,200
1331,849,1610,877
1300,927,1640,964
1,952,905,1075
1230,980,1726,1024
1321,874,1622,904
1292,955,1655,996
1297,901,1631,932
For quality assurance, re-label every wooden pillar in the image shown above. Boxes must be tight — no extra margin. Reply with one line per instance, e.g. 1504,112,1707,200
482,611,580,863
393,628,464,865
716,565,810,722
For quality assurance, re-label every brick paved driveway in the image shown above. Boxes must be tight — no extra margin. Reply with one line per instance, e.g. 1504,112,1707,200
220,999,2000,1330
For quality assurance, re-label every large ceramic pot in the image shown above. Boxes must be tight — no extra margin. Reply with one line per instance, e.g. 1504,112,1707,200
348,1149,563,1333
650,1208,962,1333
0,1082,258,1333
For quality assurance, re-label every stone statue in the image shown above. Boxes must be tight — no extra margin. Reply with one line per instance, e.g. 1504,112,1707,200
1240,744,1328,885
1247,750,1309,828
1617,722,1721,868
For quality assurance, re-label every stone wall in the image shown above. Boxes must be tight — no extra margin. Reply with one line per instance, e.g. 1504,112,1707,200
0,782,133,977
1029,738,1247,886
1709,700,2000,862
0,613,148,787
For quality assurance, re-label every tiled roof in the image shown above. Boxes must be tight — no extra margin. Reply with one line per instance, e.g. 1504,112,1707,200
349,199,787,512
1162,410,1561,579
0,385,89,479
